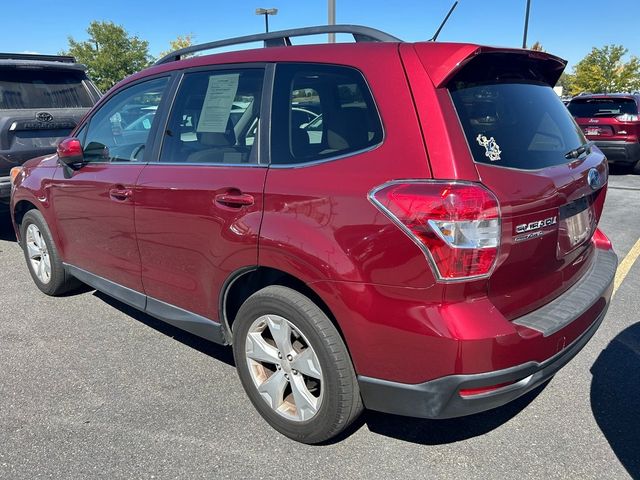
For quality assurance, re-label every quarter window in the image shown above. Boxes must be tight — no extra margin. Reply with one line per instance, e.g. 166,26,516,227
159,69,264,164
271,64,383,165
82,77,168,163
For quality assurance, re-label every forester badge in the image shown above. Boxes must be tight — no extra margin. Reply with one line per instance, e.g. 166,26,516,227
476,134,502,161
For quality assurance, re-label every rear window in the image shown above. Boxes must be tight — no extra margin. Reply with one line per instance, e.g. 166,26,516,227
568,97,638,118
450,82,586,170
0,69,93,109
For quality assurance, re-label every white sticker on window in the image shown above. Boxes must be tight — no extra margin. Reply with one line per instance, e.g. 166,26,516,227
196,74,240,133
476,134,502,161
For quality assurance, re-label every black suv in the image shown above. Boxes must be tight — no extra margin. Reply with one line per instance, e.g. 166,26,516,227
0,53,100,206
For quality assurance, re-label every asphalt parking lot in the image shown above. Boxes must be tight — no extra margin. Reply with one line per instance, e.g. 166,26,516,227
0,169,639,480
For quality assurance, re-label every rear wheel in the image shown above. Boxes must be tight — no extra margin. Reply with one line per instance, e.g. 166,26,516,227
20,209,79,296
232,285,363,444
632,159,640,175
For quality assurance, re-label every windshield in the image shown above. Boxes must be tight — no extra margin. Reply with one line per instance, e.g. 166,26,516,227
450,82,586,170
568,98,638,118
0,69,93,109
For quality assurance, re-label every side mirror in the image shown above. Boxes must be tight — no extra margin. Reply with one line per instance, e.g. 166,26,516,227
57,137,84,169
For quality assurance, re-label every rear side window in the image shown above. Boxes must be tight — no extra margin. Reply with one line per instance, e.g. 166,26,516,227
0,69,93,109
271,63,383,165
450,82,586,170
568,98,638,118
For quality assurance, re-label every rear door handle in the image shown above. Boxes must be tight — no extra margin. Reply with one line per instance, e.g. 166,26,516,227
109,186,133,201
214,192,255,208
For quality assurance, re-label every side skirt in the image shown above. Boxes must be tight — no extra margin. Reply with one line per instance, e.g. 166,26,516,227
64,264,226,345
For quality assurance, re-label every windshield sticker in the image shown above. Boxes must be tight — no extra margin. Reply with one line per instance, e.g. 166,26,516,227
476,134,502,161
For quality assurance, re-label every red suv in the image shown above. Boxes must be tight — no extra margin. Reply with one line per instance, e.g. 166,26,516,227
10,26,617,443
568,94,640,173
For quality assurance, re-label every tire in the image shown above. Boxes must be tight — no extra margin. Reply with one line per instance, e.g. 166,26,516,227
20,209,79,296
232,285,363,444
632,159,640,175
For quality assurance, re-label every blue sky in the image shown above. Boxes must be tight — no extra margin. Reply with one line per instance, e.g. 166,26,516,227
2,0,639,69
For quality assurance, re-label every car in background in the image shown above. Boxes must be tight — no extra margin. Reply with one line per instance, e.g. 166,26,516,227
0,53,100,208
568,94,640,173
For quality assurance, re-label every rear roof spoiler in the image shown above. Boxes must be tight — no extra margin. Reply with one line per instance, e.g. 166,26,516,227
0,53,77,63
413,44,567,88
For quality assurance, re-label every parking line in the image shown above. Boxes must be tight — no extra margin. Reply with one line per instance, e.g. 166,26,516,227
613,237,640,295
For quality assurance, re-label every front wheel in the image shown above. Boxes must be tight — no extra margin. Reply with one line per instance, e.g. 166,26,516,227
20,209,79,296
232,285,363,444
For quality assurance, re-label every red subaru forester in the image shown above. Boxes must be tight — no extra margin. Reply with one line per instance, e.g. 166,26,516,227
10,26,617,443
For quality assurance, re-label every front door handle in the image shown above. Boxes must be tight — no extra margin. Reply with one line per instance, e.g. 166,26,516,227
109,186,133,201
214,192,255,208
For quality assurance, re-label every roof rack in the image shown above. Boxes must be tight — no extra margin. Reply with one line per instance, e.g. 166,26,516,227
0,53,77,63
154,24,402,65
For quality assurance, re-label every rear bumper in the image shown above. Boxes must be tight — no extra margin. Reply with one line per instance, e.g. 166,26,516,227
594,140,640,165
358,247,617,419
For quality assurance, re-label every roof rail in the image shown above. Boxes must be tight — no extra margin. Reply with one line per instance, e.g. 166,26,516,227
0,53,77,63
154,24,402,65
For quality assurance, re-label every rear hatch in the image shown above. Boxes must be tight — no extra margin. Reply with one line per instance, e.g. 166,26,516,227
568,96,640,142
416,47,608,319
0,65,97,176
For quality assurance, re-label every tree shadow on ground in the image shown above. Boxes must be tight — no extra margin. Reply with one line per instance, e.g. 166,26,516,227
591,322,640,478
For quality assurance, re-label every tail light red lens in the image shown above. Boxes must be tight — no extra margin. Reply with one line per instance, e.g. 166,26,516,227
370,181,501,281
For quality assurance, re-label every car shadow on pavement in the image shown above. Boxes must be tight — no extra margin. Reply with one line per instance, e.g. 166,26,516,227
591,322,640,478
359,382,548,445
93,291,236,367
0,213,16,241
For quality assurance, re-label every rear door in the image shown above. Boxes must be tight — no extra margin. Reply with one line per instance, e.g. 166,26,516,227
431,51,608,319
134,66,268,320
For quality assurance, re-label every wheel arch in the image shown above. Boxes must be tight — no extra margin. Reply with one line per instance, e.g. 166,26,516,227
12,199,39,242
219,266,346,347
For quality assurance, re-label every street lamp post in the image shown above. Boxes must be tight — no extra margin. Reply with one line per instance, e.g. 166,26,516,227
328,0,336,43
522,0,531,48
256,8,278,33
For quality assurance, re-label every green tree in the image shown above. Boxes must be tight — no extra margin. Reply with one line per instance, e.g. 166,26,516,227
571,44,640,95
63,21,151,92
158,34,195,60
557,72,574,94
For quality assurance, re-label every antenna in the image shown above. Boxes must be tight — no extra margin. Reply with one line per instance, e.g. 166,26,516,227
430,1,459,41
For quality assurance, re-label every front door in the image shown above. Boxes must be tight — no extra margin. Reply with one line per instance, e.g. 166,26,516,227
135,67,268,320
50,76,170,293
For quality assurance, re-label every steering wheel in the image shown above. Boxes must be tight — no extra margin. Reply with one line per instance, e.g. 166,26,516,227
130,144,145,161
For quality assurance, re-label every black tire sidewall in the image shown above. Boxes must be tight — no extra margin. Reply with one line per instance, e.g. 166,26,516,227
232,286,359,444
20,210,67,296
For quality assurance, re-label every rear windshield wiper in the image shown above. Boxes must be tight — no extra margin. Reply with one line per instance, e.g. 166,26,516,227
565,142,592,160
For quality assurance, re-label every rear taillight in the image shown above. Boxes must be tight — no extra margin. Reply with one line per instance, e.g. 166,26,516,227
369,181,500,281
615,114,639,122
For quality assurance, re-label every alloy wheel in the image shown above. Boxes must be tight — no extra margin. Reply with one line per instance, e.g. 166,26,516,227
245,314,323,422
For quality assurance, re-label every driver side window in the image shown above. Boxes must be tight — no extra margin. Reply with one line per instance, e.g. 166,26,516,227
83,77,169,163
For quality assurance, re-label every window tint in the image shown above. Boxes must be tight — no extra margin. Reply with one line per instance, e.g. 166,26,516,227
568,97,638,118
450,82,586,170
0,69,94,109
159,69,264,164
82,77,168,163
271,64,383,165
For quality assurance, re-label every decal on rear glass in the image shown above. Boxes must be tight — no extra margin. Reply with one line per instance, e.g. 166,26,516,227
476,134,502,161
